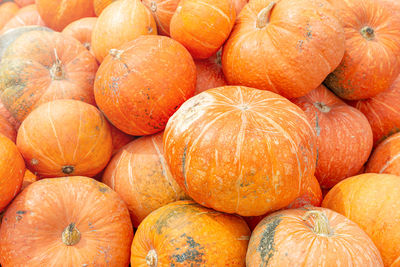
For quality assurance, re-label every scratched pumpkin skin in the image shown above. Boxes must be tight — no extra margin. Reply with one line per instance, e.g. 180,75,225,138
292,85,373,188
131,200,250,266
163,86,317,216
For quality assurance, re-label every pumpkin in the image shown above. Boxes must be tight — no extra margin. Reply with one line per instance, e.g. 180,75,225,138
222,0,345,99
103,132,190,227
0,2,19,30
324,0,400,100
352,75,400,146
91,0,157,63
0,4,45,34
0,30,98,124
0,100,19,131
292,85,373,188
109,124,134,155
16,100,112,178
93,0,116,16
131,200,250,266
61,17,97,52
170,0,236,59
247,207,383,266
36,0,95,31
21,169,36,190
14,0,34,7
164,86,316,216
323,173,400,266
0,134,25,211
232,0,248,15
0,115,16,142
0,176,133,266
142,0,180,36
195,51,227,95
94,35,196,136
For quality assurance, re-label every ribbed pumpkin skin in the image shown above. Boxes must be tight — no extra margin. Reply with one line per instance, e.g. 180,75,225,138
170,0,236,59
93,0,116,16
16,100,112,178
293,85,373,188
0,4,45,34
163,86,317,216
325,0,400,100
222,0,345,99
36,0,95,31
91,0,157,63
61,17,97,52
247,207,383,266
94,35,196,136
322,174,400,267
0,115,16,142
0,30,98,124
0,176,133,267
131,200,250,266
142,0,180,36
103,132,189,227
352,76,400,146
195,53,227,95
0,2,19,30
0,134,25,211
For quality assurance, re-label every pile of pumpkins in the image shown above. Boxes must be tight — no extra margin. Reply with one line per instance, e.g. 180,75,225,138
0,0,400,266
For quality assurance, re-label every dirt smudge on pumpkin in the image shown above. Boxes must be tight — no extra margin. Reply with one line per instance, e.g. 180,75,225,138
16,210,27,215
154,202,198,234
182,144,188,189
257,214,282,265
171,233,205,265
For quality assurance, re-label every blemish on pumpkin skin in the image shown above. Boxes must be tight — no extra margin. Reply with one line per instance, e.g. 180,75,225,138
16,210,27,215
257,215,282,265
182,144,188,189
171,233,205,264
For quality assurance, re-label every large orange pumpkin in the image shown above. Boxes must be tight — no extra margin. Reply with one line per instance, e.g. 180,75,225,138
17,100,112,178
94,35,196,136
0,134,25,211
0,176,133,266
222,0,345,99
93,0,116,16
164,86,317,216
0,30,98,124
36,0,95,31
292,85,373,188
0,4,45,34
0,115,16,142
324,0,400,100
323,173,400,266
195,52,227,95
131,200,250,266
170,0,236,59
103,132,189,227
91,0,157,63
61,17,97,52
247,207,383,266
142,0,180,36
0,2,19,30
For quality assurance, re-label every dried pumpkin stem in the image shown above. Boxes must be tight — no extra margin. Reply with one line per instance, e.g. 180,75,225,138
302,210,334,237
360,26,375,41
109,49,124,60
146,249,158,267
313,102,331,113
256,2,276,29
61,223,81,246
50,48,65,80
150,1,157,12
62,165,74,175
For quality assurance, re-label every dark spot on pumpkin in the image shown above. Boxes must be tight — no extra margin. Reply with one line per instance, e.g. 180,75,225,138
16,215,22,222
16,210,27,215
171,234,205,264
257,215,282,265
99,186,108,193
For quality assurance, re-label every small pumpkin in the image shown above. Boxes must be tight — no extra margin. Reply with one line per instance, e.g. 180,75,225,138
16,100,112,178
21,169,36,190
195,52,227,95
0,115,16,142
0,176,133,266
222,0,345,99
91,0,157,63
292,85,373,188
232,0,248,15
324,0,400,100
36,0,95,31
164,86,316,216
247,207,383,266
14,0,34,7
94,35,196,136
323,173,400,267
93,0,116,16
131,200,250,266
61,17,97,52
0,2,19,30
170,0,236,59
109,124,135,155
0,30,98,124
0,4,45,34
142,0,180,36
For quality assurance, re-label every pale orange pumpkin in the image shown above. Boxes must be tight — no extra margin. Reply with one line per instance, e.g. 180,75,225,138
0,2,19,31
61,17,97,52
0,115,16,142
0,4,45,34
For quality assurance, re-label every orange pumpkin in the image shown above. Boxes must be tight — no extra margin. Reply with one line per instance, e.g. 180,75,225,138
21,169,37,190
0,100,19,131
142,0,180,36
131,200,250,266
93,0,116,16
164,86,317,216
232,0,248,15
91,0,157,63
36,0,95,31
61,17,97,52
14,0,34,7
292,85,373,188
0,30,98,124
0,176,133,266
325,0,400,100
16,100,112,178
0,115,16,142
323,173,400,266
0,134,25,211
109,124,134,155
170,0,236,59
222,0,345,99
103,132,189,227
352,75,400,146
247,207,383,266
94,35,196,136
0,2,19,30
0,4,45,34
195,52,227,95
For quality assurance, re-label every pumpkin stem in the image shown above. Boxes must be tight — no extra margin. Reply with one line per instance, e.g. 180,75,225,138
50,48,65,80
146,249,158,267
302,210,334,237
83,42,91,50
61,223,81,246
360,26,375,41
109,49,124,60
150,1,157,12
62,165,74,175
256,2,276,29
313,102,331,113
